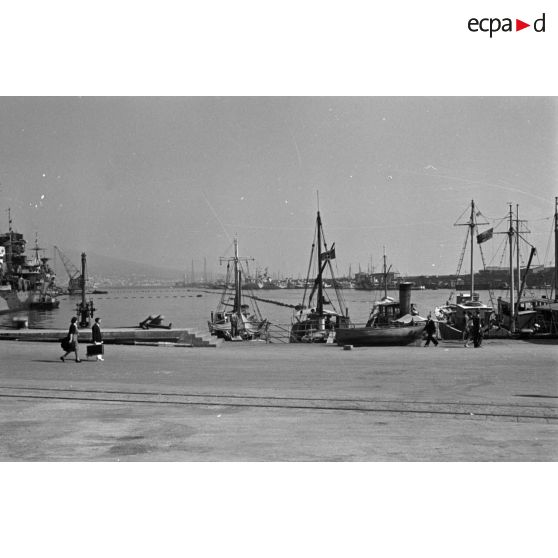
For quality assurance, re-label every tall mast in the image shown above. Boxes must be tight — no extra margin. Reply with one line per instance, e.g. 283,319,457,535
516,204,521,302
508,204,515,332
316,210,323,317
554,196,558,301
219,237,253,315
455,200,487,297
469,200,475,298
383,246,388,299
234,238,240,313
6,208,13,271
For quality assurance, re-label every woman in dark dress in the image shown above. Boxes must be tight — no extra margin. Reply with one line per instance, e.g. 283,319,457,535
61,316,81,362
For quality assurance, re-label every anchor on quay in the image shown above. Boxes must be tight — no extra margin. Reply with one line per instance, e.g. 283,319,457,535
139,314,172,330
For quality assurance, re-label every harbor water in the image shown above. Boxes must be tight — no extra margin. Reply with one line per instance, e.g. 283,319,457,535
1,286,550,333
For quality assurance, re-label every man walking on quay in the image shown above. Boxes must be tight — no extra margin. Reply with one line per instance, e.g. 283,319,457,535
91,317,104,361
424,314,439,347
472,310,483,348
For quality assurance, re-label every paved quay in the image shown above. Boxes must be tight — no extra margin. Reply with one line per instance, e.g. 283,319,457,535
0,338,557,461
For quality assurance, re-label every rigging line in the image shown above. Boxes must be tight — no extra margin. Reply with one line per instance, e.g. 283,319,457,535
202,191,231,243
302,221,318,307
541,216,554,267
320,220,443,231
327,258,347,314
287,126,302,168
529,215,554,222
397,168,550,203
453,203,472,226
485,235,508,268
223,224,314,231
517,232,536,250
225,220,445,231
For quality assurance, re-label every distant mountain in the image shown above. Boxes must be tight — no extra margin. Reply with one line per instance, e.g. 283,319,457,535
52,248,184,284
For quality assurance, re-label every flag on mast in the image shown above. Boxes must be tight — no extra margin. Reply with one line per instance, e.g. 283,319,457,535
476,228,493,244
320,243,336,261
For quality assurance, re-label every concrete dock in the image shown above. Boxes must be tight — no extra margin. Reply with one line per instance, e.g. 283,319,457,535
0,326,220,346
0,338,556,461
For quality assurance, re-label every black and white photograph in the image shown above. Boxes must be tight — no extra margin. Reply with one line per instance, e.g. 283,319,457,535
1,2,556,557
1,96,556,462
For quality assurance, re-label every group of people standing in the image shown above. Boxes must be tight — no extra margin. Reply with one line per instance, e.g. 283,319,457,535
464,311,484,348
423,310,485,348
60,316,104,362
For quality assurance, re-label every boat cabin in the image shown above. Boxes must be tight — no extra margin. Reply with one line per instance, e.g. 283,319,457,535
366,297,401,327
454,297,493,331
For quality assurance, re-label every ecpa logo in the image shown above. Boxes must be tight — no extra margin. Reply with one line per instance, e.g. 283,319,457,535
468,13,546,37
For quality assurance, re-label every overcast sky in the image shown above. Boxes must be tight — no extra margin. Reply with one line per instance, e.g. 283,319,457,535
1,96,556,277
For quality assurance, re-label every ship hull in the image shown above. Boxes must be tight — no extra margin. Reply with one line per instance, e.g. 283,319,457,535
208,318,267,340
0,289,35,314
335,324,424,346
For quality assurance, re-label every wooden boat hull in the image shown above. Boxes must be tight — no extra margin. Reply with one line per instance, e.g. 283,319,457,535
437,321,463,340
290,322,333,343
335,324,424,347
208,316,268,340
290,311,349,343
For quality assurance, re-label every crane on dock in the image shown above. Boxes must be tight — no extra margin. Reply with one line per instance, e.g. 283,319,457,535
54,246,86,294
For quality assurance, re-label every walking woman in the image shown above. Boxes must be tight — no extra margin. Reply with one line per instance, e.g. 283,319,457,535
60,316,81,362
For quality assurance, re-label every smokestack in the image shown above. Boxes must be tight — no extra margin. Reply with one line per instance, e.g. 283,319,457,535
399,282,412,317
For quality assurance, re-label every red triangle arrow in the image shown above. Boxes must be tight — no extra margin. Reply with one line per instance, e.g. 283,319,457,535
516,19,530,31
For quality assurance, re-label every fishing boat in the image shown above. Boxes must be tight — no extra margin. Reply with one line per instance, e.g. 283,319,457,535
290,207,350,342
435,292,493,340
0,211,60,314
493,203,538,334
501,197,558,338
208,239,268,341
435,200,494,340
335,250,425,347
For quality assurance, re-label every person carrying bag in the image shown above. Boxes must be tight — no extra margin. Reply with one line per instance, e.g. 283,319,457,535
60,316,81,362
88,317,105,361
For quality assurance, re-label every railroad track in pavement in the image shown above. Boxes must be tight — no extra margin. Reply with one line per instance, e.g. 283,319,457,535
1,385,557,423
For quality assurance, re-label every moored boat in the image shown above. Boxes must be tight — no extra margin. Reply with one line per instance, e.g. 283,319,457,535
509,196,558,338
335,282,425,346
29,291,60,310
208,239,268,341
435,200,495,340
290,206,350,342
436,292,493,340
